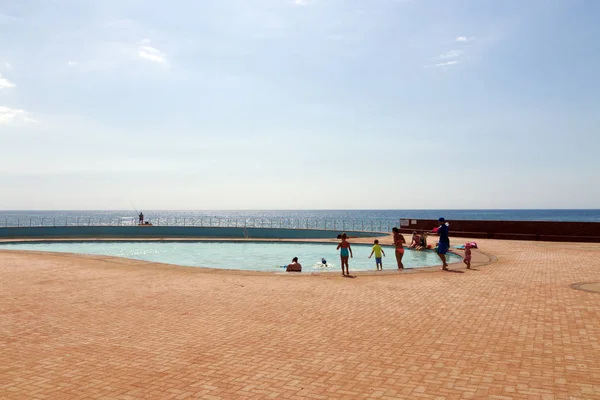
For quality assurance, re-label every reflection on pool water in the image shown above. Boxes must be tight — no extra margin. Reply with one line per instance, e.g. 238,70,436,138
0,241,462,272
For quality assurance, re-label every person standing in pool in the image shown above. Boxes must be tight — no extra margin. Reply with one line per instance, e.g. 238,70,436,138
391,227,406,269
336,233,353,276
431,217,450,270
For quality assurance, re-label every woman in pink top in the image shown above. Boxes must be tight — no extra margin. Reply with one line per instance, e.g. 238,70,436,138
392,227,406,270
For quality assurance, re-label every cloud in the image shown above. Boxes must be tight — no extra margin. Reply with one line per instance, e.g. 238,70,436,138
435,61,458,67
293,0,314,6
3,62,11,70
438,50,463,59
0,106,35,125
456,36,474,42
138,42,167,63
0,14,18,24
67,61,78,67
0,75,16,89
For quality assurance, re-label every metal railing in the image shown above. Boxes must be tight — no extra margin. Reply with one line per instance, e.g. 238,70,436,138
0,216,399,233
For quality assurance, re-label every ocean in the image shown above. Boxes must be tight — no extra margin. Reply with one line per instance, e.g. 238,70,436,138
0,210,598,229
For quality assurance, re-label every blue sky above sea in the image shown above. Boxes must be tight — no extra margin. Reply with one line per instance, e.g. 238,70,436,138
1,0,599,210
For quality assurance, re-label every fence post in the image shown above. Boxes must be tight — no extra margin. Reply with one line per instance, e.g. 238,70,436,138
362,220,364,231
66,217,68,226
30,218,32,227
17,218,19,227
40,218,43,227
76,217,79,226
88,218,91,226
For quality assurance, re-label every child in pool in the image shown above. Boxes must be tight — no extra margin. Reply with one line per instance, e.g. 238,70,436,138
368,239,386,270
336,233,353,276
464,243,472,269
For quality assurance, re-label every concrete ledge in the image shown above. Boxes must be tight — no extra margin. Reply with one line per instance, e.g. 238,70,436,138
539,235,600,243
398,219,600,243
492,233,538,241
0,226,382,240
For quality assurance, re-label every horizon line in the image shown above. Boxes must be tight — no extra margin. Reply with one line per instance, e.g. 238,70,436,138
0,208,599,212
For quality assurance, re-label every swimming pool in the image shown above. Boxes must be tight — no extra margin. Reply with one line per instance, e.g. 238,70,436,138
0,241,462,272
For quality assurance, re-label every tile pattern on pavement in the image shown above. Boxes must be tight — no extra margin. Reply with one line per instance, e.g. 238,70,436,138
1,237,600,399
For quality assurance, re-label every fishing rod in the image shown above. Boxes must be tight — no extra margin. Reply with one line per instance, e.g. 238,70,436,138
131,202,139,215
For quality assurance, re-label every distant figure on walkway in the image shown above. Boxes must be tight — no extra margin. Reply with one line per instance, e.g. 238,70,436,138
336,233,353,277
286,257,302,272
392,227,406,269
138,212,144,225
369,239,386,271
431,217,450,270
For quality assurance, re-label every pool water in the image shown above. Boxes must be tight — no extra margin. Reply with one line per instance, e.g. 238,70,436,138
0,241,462,272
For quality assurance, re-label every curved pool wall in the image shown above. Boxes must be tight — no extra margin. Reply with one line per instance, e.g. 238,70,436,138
0,226,382,240
0,241,463,272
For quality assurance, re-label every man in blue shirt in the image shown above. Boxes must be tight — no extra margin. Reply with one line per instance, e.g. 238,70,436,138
434,217,450,270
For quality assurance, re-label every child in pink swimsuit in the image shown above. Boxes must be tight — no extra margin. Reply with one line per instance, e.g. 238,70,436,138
464,243,472,269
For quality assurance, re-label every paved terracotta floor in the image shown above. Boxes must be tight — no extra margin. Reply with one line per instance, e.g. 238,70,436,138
1,238,600,399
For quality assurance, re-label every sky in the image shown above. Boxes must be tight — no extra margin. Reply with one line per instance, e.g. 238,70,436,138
1,0,599,210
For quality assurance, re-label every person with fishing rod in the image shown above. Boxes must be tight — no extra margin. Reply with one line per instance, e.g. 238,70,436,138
131,203,144,225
